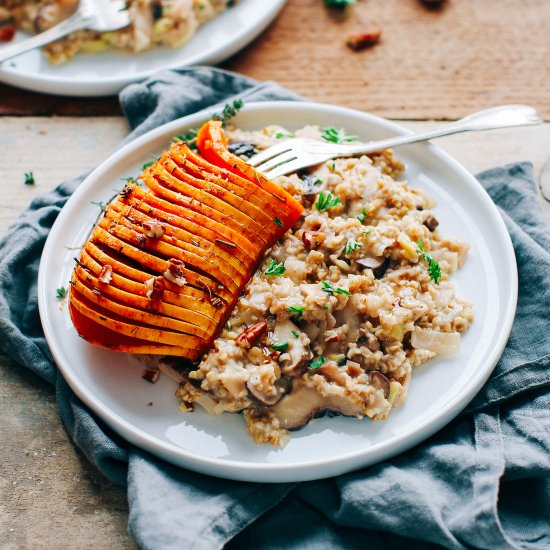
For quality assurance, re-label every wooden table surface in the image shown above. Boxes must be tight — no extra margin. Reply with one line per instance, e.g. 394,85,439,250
1,1,549,548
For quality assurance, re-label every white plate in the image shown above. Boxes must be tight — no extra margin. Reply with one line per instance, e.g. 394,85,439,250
38,101,517,482
0,0,286,97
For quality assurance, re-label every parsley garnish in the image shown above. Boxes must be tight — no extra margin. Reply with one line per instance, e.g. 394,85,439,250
142,160,155,170
417,241,442,284
226,323,231,331
291,330,300,338
315,191,340,212
309,356,325,369
345,238,362,256
287,305,304,319
357,206,369,223
212,99,244,126
24,171,35,185
362,230,371,237
272,341,289,352
321,280,351,296
321,127,357,144
264,259,286,276
273,217,284,227
56,286,67,299
324,0,356,8
173,127,199,149
275,131,295,139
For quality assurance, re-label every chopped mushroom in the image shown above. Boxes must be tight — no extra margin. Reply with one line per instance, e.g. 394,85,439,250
267,379,364,430
357,256,389,278
272,320,311,376
369,371,390,398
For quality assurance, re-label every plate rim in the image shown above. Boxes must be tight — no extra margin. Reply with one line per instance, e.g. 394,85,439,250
0,0,287,97
37,100,518,482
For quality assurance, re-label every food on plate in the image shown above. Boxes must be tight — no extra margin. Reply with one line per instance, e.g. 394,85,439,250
68,119,303,360
69,116,473,446
1,0,237,63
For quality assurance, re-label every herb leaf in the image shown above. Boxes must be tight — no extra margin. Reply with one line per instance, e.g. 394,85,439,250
321,127,358,144
417,241,442,284
90,200,107,211
264,259,286,277
345,238,362,256
324,0,356,8
275,131,295,139
309,356,325,369
173,127,199,149
24,171,35,185
272,341,289,352
286,305,304,319
273,217,284,227
56,286,68,299
315,191,340,212
291,330,300,338
321,280,351,296
357,206,369,223
212,99,244,126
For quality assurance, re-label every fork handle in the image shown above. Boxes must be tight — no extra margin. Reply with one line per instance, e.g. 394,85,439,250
334,105,542,155
0,12,92,64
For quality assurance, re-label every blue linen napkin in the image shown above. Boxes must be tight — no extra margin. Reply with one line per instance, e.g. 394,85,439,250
0,68,548,550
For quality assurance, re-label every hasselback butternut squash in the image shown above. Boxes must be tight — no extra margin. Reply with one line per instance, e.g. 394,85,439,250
69,121,304,360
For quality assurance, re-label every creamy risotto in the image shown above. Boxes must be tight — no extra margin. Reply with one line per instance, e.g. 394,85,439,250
1,0,236,63
147,125,474,446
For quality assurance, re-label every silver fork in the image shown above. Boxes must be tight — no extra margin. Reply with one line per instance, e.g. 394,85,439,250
0,0,130,64
248,105,542,178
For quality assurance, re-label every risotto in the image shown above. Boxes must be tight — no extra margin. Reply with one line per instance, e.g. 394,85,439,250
1,0,236,63
150,124,474,446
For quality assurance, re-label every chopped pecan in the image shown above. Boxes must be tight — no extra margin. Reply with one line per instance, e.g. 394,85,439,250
235,322,268,349
142,368,160,384
143,221,165,239
98,264,113,284
145,276,165,299
346,27,381,51
423,215,439,232
163,258,186,286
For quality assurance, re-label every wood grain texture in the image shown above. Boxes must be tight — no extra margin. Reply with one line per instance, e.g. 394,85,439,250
0,0,548,119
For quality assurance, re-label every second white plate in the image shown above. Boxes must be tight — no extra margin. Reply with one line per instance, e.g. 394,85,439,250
38,101,517,482
0,0,287,96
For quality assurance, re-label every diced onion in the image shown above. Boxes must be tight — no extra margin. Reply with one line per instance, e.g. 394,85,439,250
411,328,460,355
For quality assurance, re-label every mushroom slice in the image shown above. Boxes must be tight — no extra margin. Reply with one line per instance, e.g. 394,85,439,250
247,375,291,406
272,319,312,376
268,379,364,430
369,370,390,399
357,256,389,278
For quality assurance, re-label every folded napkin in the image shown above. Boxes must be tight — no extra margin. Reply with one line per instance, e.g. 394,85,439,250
0,68,548,550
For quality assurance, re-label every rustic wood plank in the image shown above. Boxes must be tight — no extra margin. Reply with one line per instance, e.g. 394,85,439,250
0,0,548,119
1,117,549,548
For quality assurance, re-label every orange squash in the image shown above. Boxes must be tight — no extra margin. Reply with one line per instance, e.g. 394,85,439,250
69,121,304,360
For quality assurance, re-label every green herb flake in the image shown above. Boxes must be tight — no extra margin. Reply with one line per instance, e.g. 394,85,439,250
321,280,351,296
286,305,304,319
345,238,362,256
264,259,286,277
315,191,340,213
291,330,300,338
173,127,199,148
91,200,107,211
275,131,295,139
226,323,231,331
212,99,244,127
273,217,284,227
272,341,289,352
321,127,358,144
357,206,369,223
142,160,155,170
309,356,326,370
324,0,356,8
417,241,442,284
362,230,371,237
56,286,68,299
24,171,35,185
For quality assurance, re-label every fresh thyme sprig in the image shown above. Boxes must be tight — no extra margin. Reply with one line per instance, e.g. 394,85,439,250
417,240,442,284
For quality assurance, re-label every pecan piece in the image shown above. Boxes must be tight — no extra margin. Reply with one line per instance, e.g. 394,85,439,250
145,276,165,299
142,368,160,384
163,258,186,286
98,264,113,284
235,322,268,349
346,27,381,51
143,221,165,239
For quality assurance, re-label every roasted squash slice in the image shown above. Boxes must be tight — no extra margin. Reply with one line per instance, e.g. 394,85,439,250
69,121,304,359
